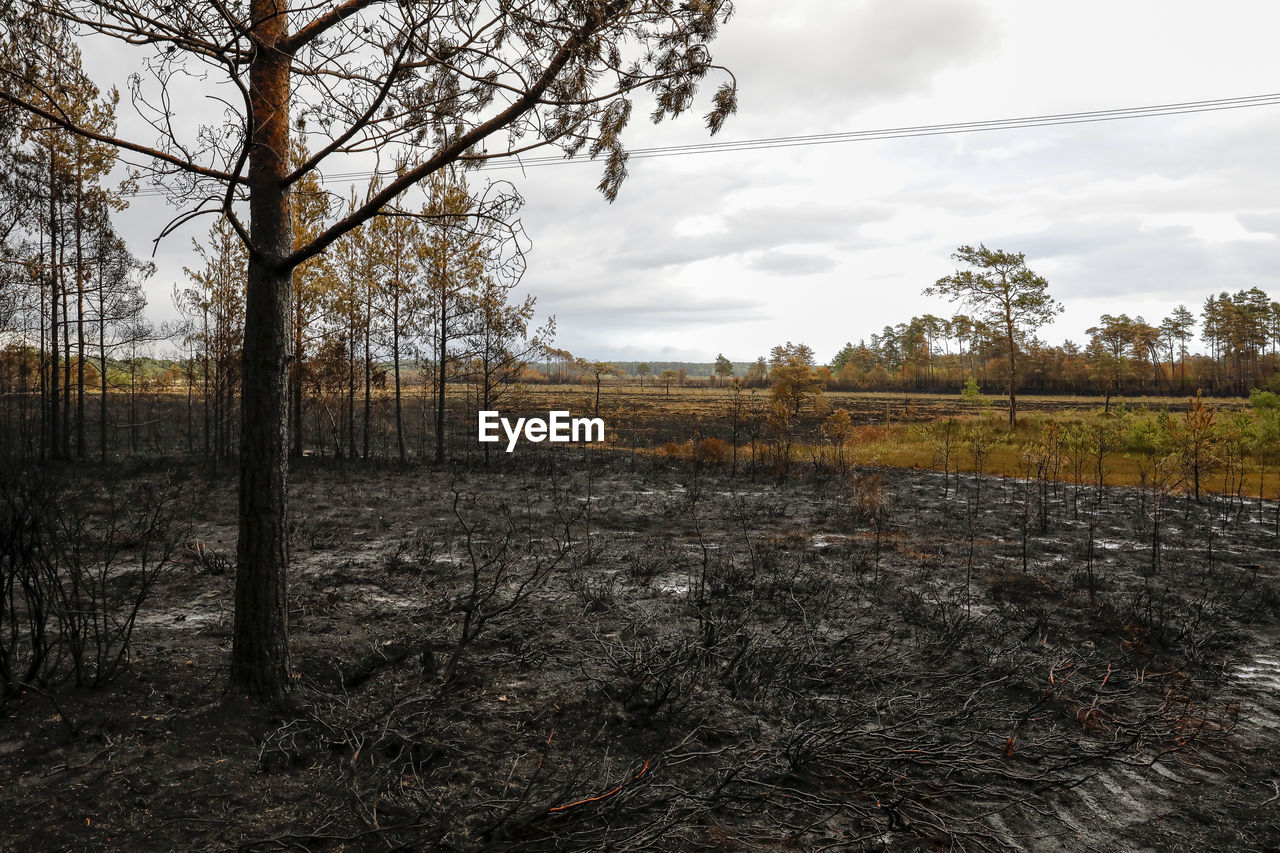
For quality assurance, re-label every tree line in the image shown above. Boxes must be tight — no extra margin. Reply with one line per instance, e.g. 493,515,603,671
170,160,551,467
823,287,1280,400
0,20,151,461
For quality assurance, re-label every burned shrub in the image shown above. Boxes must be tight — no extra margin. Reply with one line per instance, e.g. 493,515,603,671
189,540,232,575
587,622,705,724
570,571,620,615
621,536,680,585
845,471,887,523
383,536,440,576
437,483,580,679
0,465,182,710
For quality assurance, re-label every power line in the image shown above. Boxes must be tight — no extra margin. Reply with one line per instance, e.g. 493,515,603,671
480,91,1280,168
127,91,1280,196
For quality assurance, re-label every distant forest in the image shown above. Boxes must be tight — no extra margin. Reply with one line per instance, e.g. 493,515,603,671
541,288,1280,398
815,289,1278,397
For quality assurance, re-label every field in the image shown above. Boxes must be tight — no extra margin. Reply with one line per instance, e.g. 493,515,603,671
2,428,1278,850
518,384,1270,496
5,381,1265,492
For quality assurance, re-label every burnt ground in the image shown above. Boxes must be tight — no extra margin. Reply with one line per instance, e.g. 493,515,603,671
1,448,1278,851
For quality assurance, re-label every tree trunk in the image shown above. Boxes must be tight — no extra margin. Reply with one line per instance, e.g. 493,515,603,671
128,360,136,452
434,233,450,465
62,274,72,457
435,323,447,464
347,330,356,458
48,142,61,460
213,350,223,463
362,293,371,459
76,278,85,458
186,356,194,454
231,0,292,701
393,294,405,462
74,161,85,460
38,235,47,462
291,283,304,458
435,269,448,465
98,268,107,462
1005,305,1017,430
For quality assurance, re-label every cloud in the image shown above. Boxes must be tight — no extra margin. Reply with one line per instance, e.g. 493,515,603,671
748,250,837,276
717,0,1002,124
1238,213,1280,238
618,202,891,270
1009,217,1280,302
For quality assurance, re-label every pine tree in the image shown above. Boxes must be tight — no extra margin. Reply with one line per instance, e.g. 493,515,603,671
180,217,247,465
289,131,333,458
927,245,1061,428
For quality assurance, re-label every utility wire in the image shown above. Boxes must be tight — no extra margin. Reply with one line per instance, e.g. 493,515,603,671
127,92,1280,196
479,91,1280,168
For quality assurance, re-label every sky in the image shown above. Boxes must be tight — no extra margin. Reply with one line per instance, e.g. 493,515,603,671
95,0,1280,365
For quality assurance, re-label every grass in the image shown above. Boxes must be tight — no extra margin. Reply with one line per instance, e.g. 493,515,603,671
14,381,1271,499
572,387,1278,501
837,420,1279,498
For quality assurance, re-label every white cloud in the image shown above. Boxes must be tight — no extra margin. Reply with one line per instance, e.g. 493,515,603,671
748,250,838,276
718,0,1003,128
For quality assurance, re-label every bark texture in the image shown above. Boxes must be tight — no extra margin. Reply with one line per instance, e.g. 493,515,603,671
231,0,293,700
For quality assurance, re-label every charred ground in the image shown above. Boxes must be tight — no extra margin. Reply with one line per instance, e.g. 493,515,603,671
1,447,1278,851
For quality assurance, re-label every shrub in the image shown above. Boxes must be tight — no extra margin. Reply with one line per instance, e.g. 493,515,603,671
691,437,731,465
0,465,182,710
659,438,732,466
853,425,886,445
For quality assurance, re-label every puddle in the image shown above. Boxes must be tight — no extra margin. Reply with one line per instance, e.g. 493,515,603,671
653,572,690,596
1233,654,1280,691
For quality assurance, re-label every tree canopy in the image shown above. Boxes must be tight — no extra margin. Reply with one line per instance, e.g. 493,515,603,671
926,245,1061,427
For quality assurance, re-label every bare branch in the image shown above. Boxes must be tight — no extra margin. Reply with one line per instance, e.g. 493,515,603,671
0,86,246,185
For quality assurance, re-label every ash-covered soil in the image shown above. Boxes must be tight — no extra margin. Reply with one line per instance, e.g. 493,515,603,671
2,449,1278,851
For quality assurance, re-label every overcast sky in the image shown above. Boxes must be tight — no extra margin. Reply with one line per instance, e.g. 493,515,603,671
100,0,1280,364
